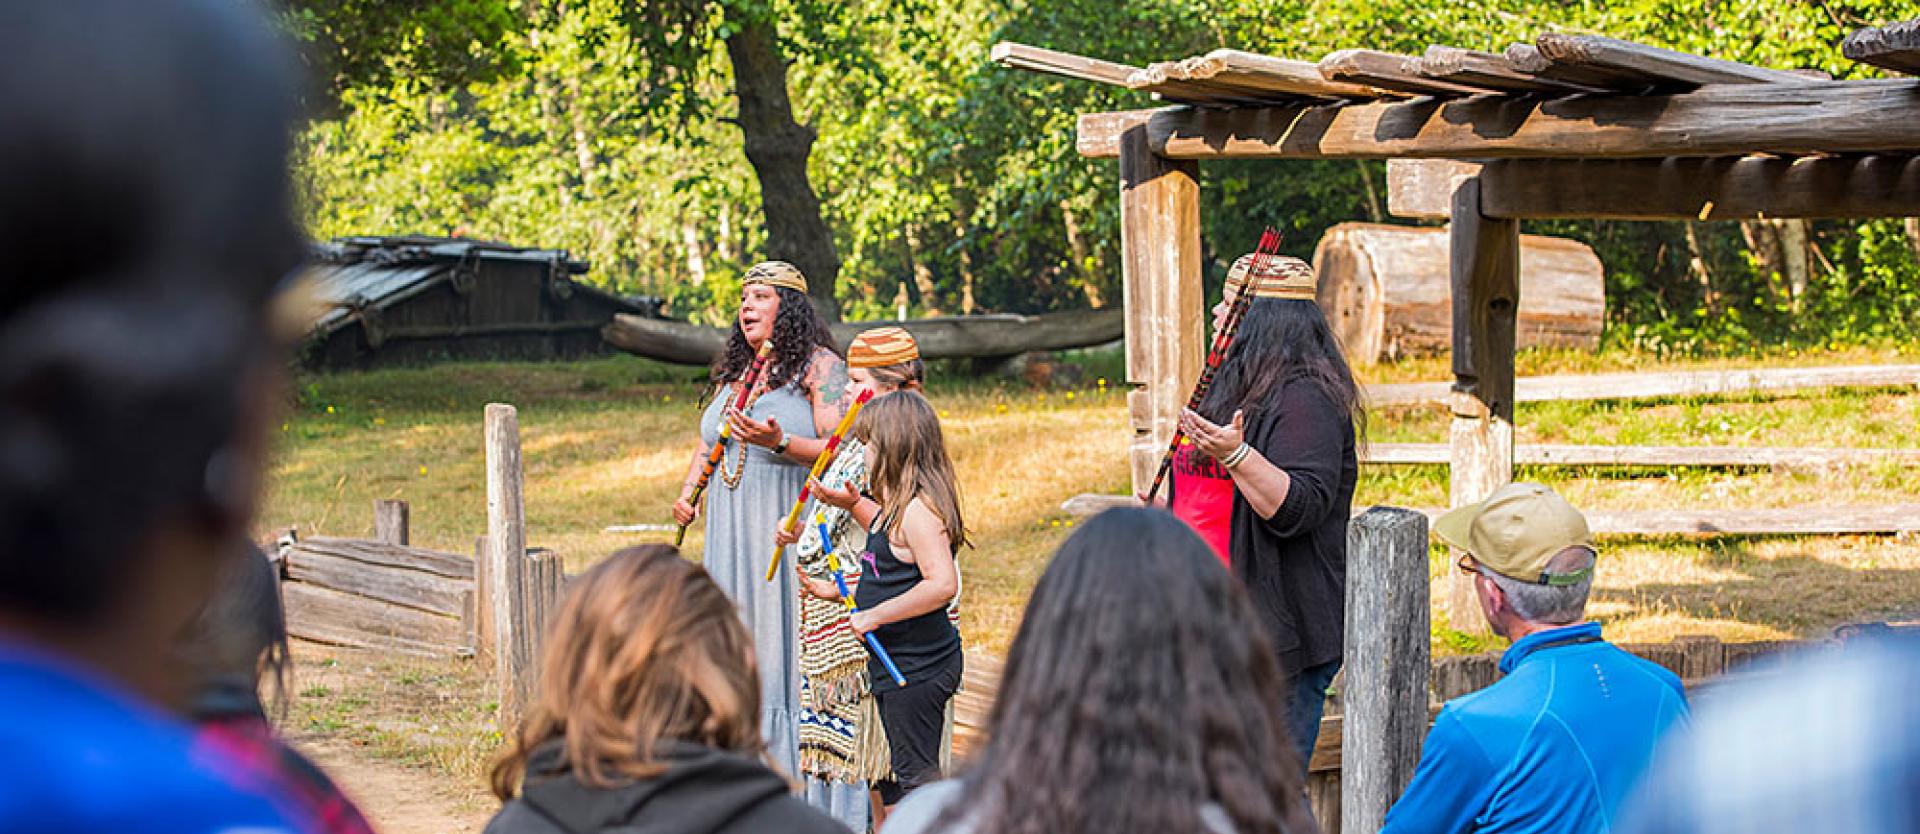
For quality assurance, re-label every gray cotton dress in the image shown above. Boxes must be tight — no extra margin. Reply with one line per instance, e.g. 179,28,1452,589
697,348,863,830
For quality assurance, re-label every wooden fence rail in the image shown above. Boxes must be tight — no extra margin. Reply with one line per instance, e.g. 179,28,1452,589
1366,363,1920,407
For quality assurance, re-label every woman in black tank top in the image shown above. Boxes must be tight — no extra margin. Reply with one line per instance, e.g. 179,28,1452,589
854,520,961,688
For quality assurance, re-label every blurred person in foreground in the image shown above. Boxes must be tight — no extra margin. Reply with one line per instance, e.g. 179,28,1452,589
880,508,1317,834
179,545,377,834
1381,483,1690,834
0,0,309,830
1619,630,1920,834
485,545,844,834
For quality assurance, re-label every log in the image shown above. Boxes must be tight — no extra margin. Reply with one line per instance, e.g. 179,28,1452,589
1117,126,1204,494
1446,178,1518,638
284,547,468,618
1342,507,1431,834
1362,442,1920,469
1319,49,1493,97
1087,80,1920,160
284,536,472,580
1480,155,1920,220
486,403,534,725
602,308,1126,367
1843,19,1920,75
1078,109,1160,158
283,582,465,658
1367,364,1920,407
1502,43,1674,93
373,499,409,546
1313,222,1603,362
1533,33,1816,87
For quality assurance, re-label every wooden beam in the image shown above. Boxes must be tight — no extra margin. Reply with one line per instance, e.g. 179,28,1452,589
989,41,1137,86
1503,43,1673,93
1118,127,1204,494
1386,159,1484,219
1186,49,1390,99
1844,19,1920,75
1077,109,1156,158
1367,364,1920,407
1534,33,1816,86
1446,176,1517,637
1475,155,1920,219
1145,79,1920,160
1320,49,1494,98
1363,442,1920,469
1342,508,1431,834
1415,46,1604,95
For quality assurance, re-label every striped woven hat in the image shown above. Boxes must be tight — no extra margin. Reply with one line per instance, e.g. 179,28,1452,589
1224,253,1317,300
744,260,808,294
848,326,920,368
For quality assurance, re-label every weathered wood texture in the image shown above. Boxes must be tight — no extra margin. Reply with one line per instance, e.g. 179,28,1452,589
989,41,1136,85
1844,19,1920,74
1364,442,1920,469
283,582,466,657
1105,81,1920,160
1320,49,1491,97
1118,127,1204,494
1386,159,1485,219
1184,49,1387,99
526,549,565,666
284,543,469,618
1308,771,1342,834
1342,508,1431,834
284,535,473,579
1483,156,1920,219
603,308,1125,366
1414,46,1603,95
1077,110,1159,158
1533,33,1815,87
1367,364,1920,407
486,403,534,725
373,499,409,546
1313,222,1603,362
1446,178,1519,637
473,536,494,660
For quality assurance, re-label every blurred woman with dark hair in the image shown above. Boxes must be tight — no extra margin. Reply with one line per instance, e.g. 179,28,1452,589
1175,254,1363,776
880,508,1316,834
0,0,310,829
667,261,852,781
485,545,843,834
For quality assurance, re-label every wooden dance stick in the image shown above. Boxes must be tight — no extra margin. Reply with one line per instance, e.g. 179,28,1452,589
676,341,774,546
818,514,907,687
764,387,875,581
1143,227,1282,504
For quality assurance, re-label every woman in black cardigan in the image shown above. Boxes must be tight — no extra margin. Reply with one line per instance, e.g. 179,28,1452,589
1177,254,1364,774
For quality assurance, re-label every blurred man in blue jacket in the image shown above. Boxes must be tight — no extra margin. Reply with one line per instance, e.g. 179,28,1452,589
1382,483,1690,834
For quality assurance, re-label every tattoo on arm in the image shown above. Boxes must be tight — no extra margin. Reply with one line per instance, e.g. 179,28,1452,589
813,352,853,425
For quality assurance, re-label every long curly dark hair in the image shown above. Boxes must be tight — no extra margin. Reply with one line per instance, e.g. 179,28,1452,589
707,286,836,398
933,508,1316,834
1199,298,1365,437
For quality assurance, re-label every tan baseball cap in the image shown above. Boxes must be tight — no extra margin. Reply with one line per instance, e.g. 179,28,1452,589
1434,482,1596,586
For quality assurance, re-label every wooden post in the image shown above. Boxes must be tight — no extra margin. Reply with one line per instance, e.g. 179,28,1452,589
373,499,410,546
526,548,565,667
1341,507,1432,834
1117,124,1204,494
472,536,493,660
485,404,533,726
1445,177,1518,635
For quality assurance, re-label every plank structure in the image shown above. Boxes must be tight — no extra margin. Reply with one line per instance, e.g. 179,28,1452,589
1844,20,1920,75
1364,442,1920,469
1366,364,1920,407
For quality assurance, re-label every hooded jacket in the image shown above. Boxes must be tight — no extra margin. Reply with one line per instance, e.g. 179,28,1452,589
484,741,848,834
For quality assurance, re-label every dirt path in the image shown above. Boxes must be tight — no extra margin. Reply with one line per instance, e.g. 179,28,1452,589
294,737,493,834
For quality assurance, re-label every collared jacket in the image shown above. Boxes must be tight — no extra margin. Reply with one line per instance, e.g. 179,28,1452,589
1381,622,1691,834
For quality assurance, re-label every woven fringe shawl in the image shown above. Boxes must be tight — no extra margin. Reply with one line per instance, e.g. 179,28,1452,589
794,442,888,784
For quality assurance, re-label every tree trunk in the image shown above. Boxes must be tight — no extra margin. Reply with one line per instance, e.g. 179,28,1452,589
1062,202,1105,308
724,21,841,320
904,223,942,315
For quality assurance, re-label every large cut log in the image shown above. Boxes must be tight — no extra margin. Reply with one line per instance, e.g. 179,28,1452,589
283,582,466,657
602,308,1126,367
1312,222,1603,362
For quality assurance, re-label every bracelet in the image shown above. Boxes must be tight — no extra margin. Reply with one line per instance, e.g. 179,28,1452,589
771,431,791,455
1220,443,1253,469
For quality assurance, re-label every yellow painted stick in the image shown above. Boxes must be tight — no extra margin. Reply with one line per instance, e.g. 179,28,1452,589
766,388,875,581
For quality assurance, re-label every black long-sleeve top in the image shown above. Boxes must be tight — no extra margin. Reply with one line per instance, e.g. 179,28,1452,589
1228,375,1358,677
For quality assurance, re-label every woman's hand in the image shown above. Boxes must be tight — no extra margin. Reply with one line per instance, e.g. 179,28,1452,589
849,609,879,638
797,570,841,601
726,409,784,448
1179,408,1247,460
672,496,697,526
773,525,799,548
810,477,860,511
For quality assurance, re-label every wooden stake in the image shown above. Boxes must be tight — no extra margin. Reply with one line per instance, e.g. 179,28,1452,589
1342,506,1432,834
485,403,533,726
373,499,409,546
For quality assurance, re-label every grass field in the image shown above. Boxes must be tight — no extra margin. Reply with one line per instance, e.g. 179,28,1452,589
264,345,1920,655
270,344,1920,788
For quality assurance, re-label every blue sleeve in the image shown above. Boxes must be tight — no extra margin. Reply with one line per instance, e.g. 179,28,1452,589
1381,710,1499,834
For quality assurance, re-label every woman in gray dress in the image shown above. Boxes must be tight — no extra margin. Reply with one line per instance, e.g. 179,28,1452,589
671,261,853,818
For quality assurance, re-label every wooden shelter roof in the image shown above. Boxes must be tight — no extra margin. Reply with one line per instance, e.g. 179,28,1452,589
992,20,1920,161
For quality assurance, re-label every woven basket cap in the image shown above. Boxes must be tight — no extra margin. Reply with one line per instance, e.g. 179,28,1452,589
848,326,920,368
1224,253,1317,300
744,260,808,293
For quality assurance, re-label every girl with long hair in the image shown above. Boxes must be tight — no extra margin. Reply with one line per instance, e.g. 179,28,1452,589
1175,254,1363,777
806,390,966,822
773,327,932,832
485,545,843,834
880,508,1317,834
667,261,852,781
